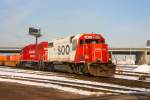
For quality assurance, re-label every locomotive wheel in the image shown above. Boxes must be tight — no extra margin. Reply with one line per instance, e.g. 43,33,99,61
82,64,90,75
47,63,54,72
72,64,89,75
37,62,46,71
72,64,77,74
73,64,83,75
72,64,78,74
16,63,21,68
41,62,46,71
70,64,74,74
34,64,39,70
17,62,25,69
77,65,83,74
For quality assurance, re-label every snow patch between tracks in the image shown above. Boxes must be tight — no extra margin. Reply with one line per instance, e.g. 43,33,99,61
134,64,150,73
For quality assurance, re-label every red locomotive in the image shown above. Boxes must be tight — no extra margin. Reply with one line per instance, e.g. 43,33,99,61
20,42,48,62
18,33,116,77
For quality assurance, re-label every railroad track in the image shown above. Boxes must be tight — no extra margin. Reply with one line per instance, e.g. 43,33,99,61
115,70,150,81
116,70,150,76
0,66,150,95
0,74,149,95
0,66,74,78
0,66,150,82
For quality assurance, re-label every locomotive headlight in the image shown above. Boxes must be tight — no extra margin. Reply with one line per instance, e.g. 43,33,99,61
97,58,101,63
97,58,101,60
109,57,112,61
84,36,92,39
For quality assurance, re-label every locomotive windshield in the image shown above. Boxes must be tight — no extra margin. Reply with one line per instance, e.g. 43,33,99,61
80,39,105,45
85,39,99,44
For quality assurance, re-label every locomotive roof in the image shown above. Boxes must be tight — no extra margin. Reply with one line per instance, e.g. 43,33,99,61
48,33,104,43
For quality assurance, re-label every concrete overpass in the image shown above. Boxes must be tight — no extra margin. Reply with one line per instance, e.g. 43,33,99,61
0,47,150,64
0,47,22,53
109,48,150,64
109,48,150,54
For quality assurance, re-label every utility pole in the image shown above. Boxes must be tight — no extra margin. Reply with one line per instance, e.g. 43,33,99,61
145,48,148,64
146,40,150,64
29,27,42,45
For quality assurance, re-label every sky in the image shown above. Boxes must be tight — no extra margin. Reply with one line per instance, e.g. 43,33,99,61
0,0,150,47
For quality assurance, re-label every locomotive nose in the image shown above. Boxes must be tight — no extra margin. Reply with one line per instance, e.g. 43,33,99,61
92,44,108,63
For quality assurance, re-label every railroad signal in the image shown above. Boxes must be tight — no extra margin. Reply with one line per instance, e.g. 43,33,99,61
29,27,42,44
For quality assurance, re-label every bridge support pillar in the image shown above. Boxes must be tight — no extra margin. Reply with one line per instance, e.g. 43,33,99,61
135,51,147,65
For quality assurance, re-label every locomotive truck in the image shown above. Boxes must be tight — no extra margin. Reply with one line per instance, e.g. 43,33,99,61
18,33,116,77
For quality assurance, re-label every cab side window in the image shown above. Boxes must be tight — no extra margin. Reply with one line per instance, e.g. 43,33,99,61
48,42,54,48
80,39,84,46
72,39,77,51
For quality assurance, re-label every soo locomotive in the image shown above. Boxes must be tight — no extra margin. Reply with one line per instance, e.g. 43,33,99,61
18,33,116,77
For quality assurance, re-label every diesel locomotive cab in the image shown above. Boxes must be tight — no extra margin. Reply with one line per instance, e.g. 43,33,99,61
72,33,115,76
76,34,109,64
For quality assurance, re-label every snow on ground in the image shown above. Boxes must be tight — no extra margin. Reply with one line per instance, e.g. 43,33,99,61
115,64,150,81
133,64,150,73
0,67,150,93
114,74,139,80
116,65,138,71
0,68,116,96
117,65,139,67
0,71,143,91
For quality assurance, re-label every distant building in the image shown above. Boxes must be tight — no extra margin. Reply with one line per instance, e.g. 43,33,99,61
147,40,150,47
